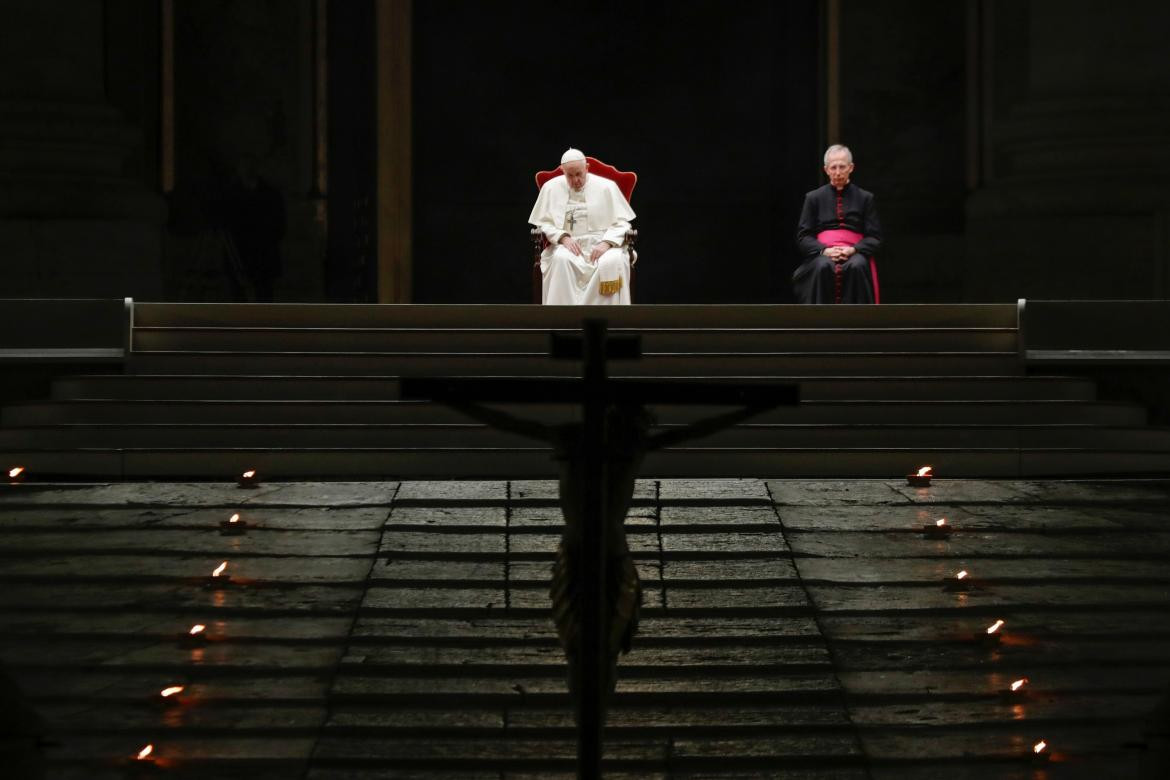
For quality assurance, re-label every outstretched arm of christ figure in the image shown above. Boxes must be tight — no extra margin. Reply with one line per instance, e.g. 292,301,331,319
449,397,779,457
644,403,776,452
446,401,557,444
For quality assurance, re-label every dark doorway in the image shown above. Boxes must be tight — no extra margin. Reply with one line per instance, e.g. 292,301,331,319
411,0,820,303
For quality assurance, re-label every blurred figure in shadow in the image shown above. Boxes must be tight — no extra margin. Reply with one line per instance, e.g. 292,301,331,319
219,155,286,302
1,663,47,779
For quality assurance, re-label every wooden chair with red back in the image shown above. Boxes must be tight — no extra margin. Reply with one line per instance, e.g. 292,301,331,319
530,157,639,303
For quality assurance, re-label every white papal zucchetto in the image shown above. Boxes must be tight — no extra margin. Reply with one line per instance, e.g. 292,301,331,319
560,147,586,165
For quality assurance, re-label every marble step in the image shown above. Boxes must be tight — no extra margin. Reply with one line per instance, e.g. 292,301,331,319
2,446,1167,479
48,374,1098,402
0,423,1165,450
131,326,1018,353
132,302,1020,329
125,351,1022,377
3,399,1139,426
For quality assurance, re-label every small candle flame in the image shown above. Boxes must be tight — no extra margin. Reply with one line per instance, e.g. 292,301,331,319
189,624,205,636
956,570,968,580
212,561,227,578
1011,678,1028,692
136,743,154,760
242,470,256,479
936,518,948,527
8,466,24,479
986,619,1005,635
917,466,932,477
228,513,240,524
160,685,184,698
1033,740,1047,754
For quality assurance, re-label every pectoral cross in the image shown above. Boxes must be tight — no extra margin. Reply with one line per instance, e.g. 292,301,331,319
566,209,578,232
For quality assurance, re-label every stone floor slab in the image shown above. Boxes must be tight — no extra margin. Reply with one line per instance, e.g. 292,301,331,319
661,505,779,526
379,531,505,555
247,482,398,506
395,481,506,501
3,478,1168,778
660,478,771,501
662,531,789,555
767,479,910,506
385,506,505,526
796,557,1170,584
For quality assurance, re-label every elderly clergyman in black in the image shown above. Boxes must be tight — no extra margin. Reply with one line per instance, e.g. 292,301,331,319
793,144,883,304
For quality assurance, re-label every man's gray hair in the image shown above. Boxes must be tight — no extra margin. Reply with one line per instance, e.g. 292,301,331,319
824,144,853,165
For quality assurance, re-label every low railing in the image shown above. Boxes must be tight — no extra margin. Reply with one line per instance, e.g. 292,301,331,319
1018,298,1170,365
0,298,129,365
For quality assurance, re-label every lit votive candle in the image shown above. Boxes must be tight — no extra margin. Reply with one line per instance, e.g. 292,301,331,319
943,569,974,591
179,623,208,647
206,561,231,589
922,517,953,538
157,685,185,706
982,618,1005,645
7,466,26,484
906,465,932,487
219,512,248,536
237,469,260,488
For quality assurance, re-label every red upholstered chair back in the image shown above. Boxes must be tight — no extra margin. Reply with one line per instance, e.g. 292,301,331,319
534,157,637,202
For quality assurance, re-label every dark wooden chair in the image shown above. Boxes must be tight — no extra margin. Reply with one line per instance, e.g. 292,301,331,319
530,157,639,303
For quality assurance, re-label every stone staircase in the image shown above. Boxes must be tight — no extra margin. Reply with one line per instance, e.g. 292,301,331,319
2,302,1168,478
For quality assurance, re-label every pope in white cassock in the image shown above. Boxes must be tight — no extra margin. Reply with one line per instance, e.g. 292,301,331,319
528,148,636,305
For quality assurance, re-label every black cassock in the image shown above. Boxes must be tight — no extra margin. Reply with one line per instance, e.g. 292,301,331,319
793,182,883,304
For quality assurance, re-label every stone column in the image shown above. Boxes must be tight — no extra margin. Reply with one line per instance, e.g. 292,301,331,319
966,0,1170,301
375,0,412,304
0,2,165,298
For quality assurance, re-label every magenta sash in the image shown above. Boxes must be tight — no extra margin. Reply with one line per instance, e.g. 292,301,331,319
815,229,879,304
817,228,863,247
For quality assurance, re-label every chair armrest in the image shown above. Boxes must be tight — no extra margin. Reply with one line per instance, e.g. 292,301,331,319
626,228,638,265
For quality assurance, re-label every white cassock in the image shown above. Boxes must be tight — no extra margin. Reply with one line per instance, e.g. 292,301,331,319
528,173,636,305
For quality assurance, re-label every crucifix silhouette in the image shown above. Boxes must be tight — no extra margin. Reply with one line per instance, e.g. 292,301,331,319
400,318,798,779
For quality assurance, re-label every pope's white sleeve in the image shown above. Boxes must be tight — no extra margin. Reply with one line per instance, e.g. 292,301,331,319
529,184,566,246
602,220,630,246
541,225,567,245
602,185,632,245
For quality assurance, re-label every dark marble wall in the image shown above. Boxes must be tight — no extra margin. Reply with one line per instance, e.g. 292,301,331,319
164,0,325,302
0,0,164,298
5,0,1169,304
838,0,968,303
966,0,1170,302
